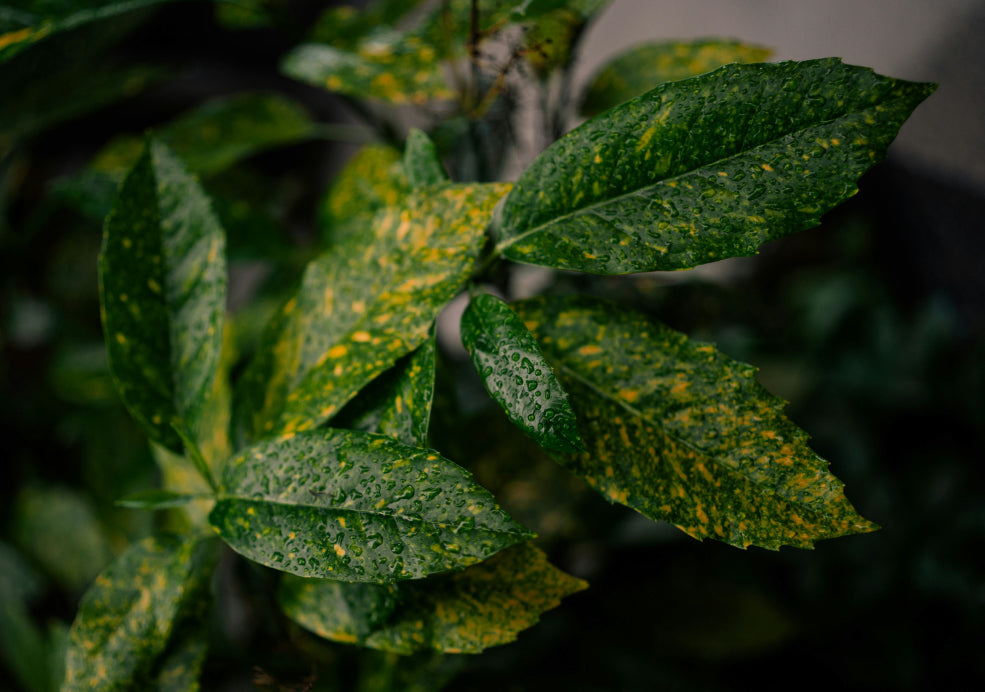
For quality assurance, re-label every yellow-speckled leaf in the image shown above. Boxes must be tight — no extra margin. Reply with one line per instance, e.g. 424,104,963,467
234,183,510,444
581,39,772,116
495,59,934,274
99,138,226,453
333,332,437,447
62,535,216,691
514,295,878,550
309,0,422,51
209,429,532,582
279,542,585,653
320,143,409,246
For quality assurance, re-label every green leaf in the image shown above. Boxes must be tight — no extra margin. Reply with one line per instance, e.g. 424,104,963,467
309,0,421,50
279,542,586,654
514,294,878,550
116,489,211,510
494,59,935,274
403,129,447,188
581,39,772,116
12,486,113,592
209,428,532,582
0,0,175,64
99,138,227,453
281,39,455,105
320,143,409,246
151,626,208,692
62,535,216,691
333,332,437,447
234,183,509,443
461,290,583,453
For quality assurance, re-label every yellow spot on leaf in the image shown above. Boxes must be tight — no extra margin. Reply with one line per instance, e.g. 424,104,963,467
352,331,371,342
334,544,346,557
327,345,347,358
761,163,774,172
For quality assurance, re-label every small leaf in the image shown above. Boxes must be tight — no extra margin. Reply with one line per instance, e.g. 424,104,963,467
461,291,583,453
581,38,772,116
281,40,455,105
494,59,935,274
514,294,878,550
99,138,226,452
279,542,586,654
116,489,210,510
209,428,533,582
234,183,509,443
319,143,409,246
62,535,216,691
404,129,447,188
333,332,437,447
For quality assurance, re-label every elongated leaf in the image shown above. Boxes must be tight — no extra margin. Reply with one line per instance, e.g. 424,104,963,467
582,38,772,116
309,0,421,50
514,295,877,550
494,59,934,274
116,489,209,510
279,542,585,653
0,0,175,64
461,291,583,453
209,429,532,582
320,143,409,245
62,535,215,691
99,138,227,452
333,333,437,447
404,129,447,188
234,183,509,443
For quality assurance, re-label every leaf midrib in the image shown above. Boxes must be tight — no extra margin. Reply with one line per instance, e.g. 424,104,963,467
495,88,910,256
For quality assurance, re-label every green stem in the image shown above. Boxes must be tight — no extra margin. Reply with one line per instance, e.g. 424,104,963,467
172,423,219,494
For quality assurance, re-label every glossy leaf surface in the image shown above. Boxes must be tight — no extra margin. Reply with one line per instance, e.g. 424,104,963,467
62,535,215,691
279,542,586,653
404,129,447,188
514,295,878,549
99,139,226,452
495,59,934,274
333,334,437,447
461,291,583,453
209,429,532,582
582,38,772,116
320,143,409,245
235,183,509,443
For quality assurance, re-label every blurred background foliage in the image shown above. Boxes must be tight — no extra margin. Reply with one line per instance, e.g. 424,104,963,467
1,1,983,690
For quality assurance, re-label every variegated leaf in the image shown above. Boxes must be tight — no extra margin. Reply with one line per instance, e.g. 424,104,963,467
514,294,878,550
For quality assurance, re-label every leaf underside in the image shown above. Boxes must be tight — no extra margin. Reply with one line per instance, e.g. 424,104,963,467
233,182,509,444
461,291,584,453
496,58,935,274
279,542,586,654
99,139,226,452
514,294,878,550
209,428,532,582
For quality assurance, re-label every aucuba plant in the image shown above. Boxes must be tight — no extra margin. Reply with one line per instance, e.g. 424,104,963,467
3,0,932,688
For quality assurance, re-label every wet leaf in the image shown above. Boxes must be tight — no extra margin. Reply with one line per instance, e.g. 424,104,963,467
494,59,935,274
280,542,585,653
99,138,227,453
514,294,878,550
403,129,447,188
209,428,533,582
320,143,409,246
333,332,437,447
581,38,772,116
461,290,583,453
62,535,216,691
234,183,509,443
